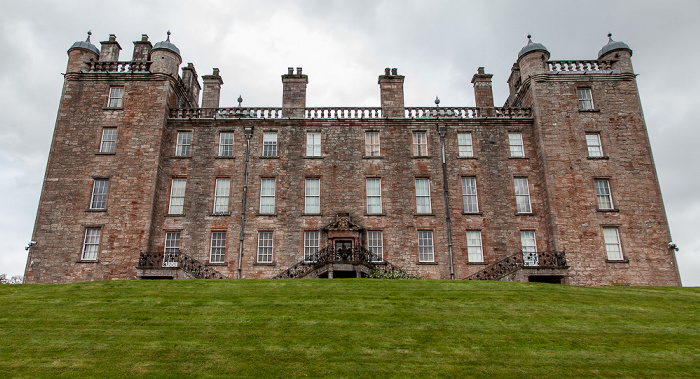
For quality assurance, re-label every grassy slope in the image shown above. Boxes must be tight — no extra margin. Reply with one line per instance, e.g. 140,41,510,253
0,280,698,378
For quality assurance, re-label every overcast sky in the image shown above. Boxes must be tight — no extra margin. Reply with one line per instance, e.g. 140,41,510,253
1,0,698,285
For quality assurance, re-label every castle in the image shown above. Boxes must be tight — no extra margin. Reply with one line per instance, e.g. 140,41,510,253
24,32,682,285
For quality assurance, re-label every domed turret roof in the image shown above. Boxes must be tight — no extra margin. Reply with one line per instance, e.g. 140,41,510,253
598,33,632,58
152,31,180,56
518,35,548,59
69,31,100,55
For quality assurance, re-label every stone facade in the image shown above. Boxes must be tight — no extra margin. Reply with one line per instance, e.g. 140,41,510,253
24,33,682,286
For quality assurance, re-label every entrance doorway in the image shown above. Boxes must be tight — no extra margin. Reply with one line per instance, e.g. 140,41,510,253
335,240,353,261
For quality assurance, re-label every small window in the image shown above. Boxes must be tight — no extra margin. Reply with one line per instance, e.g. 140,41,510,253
415,178,432,214
412,132,428,156
578,88,594,110
595,179,614,210
219,132,234,157
257,231,274,263
603,227,623,260
418,231,434,262
163,232,181,267
466,231,483,263
210,231,227,263
305,178,320,214
263,132,278,157
213,178,230,214
260,178,276,214
586,133,603,157
508,132,524,157
521,231,537,253
306,132,321,157
365,132,380,156
514,177,532,213
461,177,478,213
107,87,123,108
175,132,192,157
457,133,473,157
90,179,109,210
169,178,186,215
366,178,382,214
304,231,319,262
81,228,101,261
100,128,117,153
368,231,384,262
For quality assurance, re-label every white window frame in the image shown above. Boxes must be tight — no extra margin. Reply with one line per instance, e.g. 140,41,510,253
306,132,321,157
521,231,537,253
365,131,380,157
466,231,483,263
81,228,101,261
578,88,594,110
100,128,117,153
259,178,276,214
213,178,230,214
304,231,319,262
457,132,473,157
164,231,181,267
90,179,109,210
514,177,532,214
603,227,623,260
595,179,614,210
218,132,234,157
415,178,432,214
461,177,479,213
508,132,524,157
412,131,428,156
305,178,320,214
418,231,434,262
168,178,186,215
367,231,384,262
210,231,226,263
585,133,603,157
262,132,278,157
107,87,123,108
175,131,192,157
257,231,274,263
366,178,382,214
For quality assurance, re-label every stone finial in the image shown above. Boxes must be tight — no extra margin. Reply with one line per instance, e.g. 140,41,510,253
296,67,302,75
86,30,92,42
391,68,398,75
435,96,440,106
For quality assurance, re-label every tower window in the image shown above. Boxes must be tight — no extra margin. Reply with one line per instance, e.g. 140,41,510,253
595,179,614,210
175,131,192,157
586,133,603,157
508,132,524,157
514,177,532,213
107,87,123,108
99,128,117,153
90,179,109,210
603,227,623,260
81,228,101,261
578,88,594,110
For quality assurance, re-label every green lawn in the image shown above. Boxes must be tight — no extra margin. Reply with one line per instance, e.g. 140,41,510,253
0,280,698,378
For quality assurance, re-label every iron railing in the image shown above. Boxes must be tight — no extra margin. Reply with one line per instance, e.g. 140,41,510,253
138,250,226,279
464,251,567,281
274,244,403,279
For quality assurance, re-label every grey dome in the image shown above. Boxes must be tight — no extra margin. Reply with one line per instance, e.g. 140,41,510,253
69,31,99,55
598,33,632,58
152,31,180,56
518,35,548,59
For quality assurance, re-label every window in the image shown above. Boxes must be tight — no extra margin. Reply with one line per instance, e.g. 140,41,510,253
164,232,180,267
305,178,320,214
213,178,230,214
521,231,537,253
263,132,277,157
595,179,614,210
210,231,226,263
366,178,382,214
368,231,383,262
458,133,473,157
90,179,109,210
260,178,276,214
107,87,123,108
219,132,234,157
508,132,524,157
418,231,434,262
514,177,532,213
169,178,186,214
586,133,603,157
304,231,319,262
175,131,192,157
412,132,428,156
603,227,623,260
365,132,380,156
578,88,594,110
100,128,117,153
466,231,483,263
415,178,432,214
461,177,478,213
81,228,101,261
257,231,274,263
306,132,321,157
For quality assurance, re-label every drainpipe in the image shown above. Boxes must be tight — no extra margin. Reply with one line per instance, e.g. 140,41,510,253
436,97,455,280
237,126,254,279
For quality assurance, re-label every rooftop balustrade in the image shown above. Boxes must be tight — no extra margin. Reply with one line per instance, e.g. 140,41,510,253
547,60,615,73
87,61,152,72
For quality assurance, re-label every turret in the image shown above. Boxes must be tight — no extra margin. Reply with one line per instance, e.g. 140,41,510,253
378,68,405,118
151,31,182,77
516,35,550,81
66,31,99,73
99,34,121,62
282,67,308,118
598,33,634,74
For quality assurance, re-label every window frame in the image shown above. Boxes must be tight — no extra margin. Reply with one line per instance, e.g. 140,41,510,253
415,178,432,214
175,131,192,157
303,231,320,262
461,176,479,213
603,227,623,260
418,230,435,263
367,231,384,262
304,178,320,214
213,177,231,214
365,131,381,157
257,231,274,263
163,231,181,267
514,177,532,214
595,179,614,210
457,132,474,157
412,131,429,156
520,230,537,253
210,231,227,264
81,228,101,261
306,132,321,157
262,132,278,157
107,87,123,108
466,230,483,263
585,133,604,158
218,131,234,157
90,179,109,210
577,88,594,110
99,128,117,153
508,132,525,157
366,178,382,214
259,178,276,214
168,178,187,215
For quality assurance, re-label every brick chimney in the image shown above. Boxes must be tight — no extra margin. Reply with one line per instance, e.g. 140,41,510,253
471,67,495,116
181,63,201,107
378,68,405,118
99,34,121,62
282,67,308,118
132,34,152,61
201,68,224,108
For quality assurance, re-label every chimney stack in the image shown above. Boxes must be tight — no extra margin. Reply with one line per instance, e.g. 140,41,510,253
378,68,405,118
201,68,224,108
181,63,201,107
99,34,121,62
132,34,152,62
282,67,308,118
471,67,494,116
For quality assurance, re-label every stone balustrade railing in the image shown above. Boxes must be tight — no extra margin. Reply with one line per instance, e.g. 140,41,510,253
547,60,615,73
305,107,383,119
88,61,152,72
